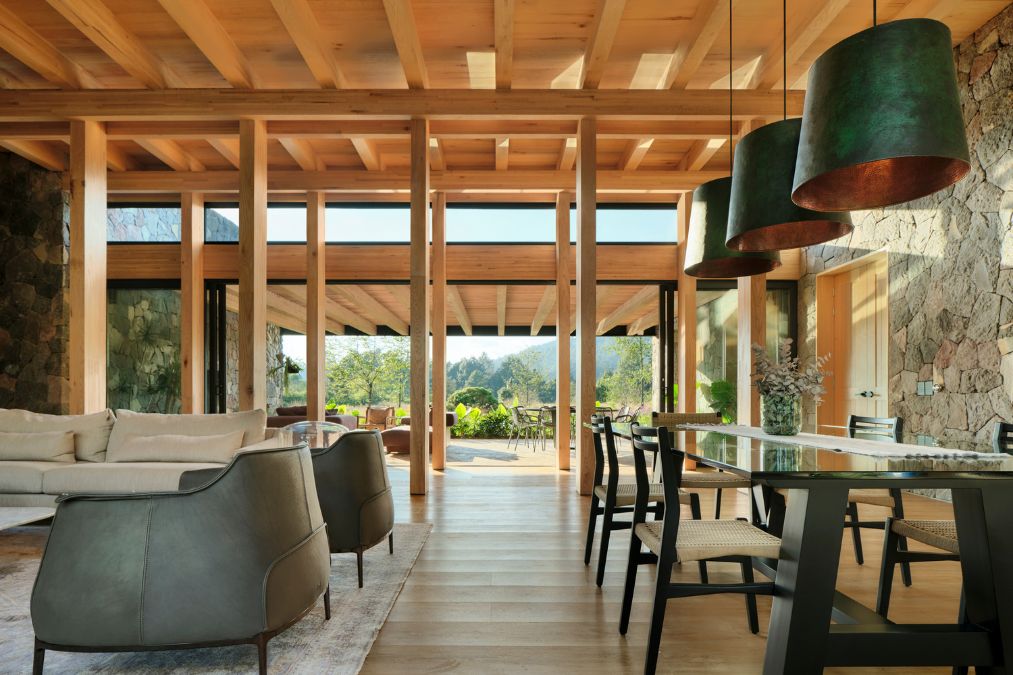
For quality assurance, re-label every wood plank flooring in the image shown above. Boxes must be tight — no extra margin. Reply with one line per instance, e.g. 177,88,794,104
362,463,963,674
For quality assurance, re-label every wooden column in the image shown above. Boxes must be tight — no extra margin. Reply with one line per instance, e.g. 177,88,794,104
575,117,596,496
180,191,204,414
555,191,571,470
68,120,107,414
737,274,766,425
676,192,696,415
306,191,326,421
409,118,431,495
431,191,447,471
238,118,267,411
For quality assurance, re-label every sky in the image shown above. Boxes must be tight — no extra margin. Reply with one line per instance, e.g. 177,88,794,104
210,205,676,243
282,334,556,365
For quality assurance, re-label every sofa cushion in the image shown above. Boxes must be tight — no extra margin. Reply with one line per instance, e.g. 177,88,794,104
107,409,267,458
107,430,246,463
0,430,75,463
0,461,64,493
0,408,115,462
42,462,226,495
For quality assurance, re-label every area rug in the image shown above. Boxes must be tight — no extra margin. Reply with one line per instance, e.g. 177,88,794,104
0,521,431,674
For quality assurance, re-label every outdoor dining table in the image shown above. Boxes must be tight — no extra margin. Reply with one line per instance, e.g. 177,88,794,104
610,422,1013,673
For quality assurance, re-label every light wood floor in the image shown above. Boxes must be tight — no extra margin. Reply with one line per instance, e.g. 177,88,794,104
361,463,963,674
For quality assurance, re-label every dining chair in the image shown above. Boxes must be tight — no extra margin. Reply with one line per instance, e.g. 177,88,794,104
876,421,1013,635
584,415,682,586
652,411,754,520
618,423,780,675
536,406,555,452
507,405,539,450
841,415,910,582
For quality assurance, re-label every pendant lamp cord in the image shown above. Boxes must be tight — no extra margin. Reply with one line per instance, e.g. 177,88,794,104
873,0,877,27
728,0,733,162
783,0,787,120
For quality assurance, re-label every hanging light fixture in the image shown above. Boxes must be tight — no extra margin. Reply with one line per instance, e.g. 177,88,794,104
791,2,969,211
684,1,779,278
725,0,853,252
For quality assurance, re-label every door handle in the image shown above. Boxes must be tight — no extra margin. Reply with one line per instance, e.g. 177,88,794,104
858,390,875,398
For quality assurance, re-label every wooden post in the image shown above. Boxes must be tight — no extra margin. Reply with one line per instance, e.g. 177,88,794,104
575,117,596,496
306,191,326,421
555,191,571,470
68,120,107,414
737,274,766,426
676,192,696,415
409,118,431,495
238,118,267,412
180,191,204,414
431,191,447,471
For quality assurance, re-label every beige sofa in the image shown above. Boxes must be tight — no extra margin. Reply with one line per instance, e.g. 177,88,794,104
0,408,280,507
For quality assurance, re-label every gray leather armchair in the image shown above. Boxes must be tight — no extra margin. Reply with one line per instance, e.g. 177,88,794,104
311,430,395,587
30,445,331,675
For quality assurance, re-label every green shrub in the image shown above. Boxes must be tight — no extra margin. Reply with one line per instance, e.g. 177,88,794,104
395,407,408,418
475,406,511,437
448,386,498,411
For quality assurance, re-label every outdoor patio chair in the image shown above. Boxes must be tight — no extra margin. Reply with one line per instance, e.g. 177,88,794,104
360,406,396,431
507,405,540,450
583,415,704,587
619,423,779,675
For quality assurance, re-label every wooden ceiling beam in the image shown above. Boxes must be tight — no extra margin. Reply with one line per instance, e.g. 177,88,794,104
447,286,472,335
46,0,181,89
751,0,849,90
0,89,805,121
429,138,446,171
278,138,325,171
264,287,345,335
268,0,346,88
666,0,729,89
100,168,728,193
208,138,240,168
618,137,653,170
156,0,258,89
557,137,577,171
894,0,963,21
626,308,658,336
136,139,205,171
597,285,655,334
531,286,555,335
678,138,725,171
350,138,381,171
0,3,99,89
331,285,409,335
495,137,509,171
496,285,507,335
0,122,70,140
0,140,66,171
494,0,514,89
382,0,429,89
580,0,626,89
105,143,138,171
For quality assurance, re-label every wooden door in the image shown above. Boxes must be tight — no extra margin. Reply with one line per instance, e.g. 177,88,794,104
846,259,888,418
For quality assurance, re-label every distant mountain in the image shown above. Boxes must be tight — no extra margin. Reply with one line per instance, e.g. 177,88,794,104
488,336,626,378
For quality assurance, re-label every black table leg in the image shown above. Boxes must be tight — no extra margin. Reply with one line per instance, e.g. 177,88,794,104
953,486,1013,674
763,485,849,675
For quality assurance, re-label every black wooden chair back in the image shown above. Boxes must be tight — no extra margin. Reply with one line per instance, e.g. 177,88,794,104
630,423,684,548
994,421,1013,454
590,414,619,490
847,415,903,441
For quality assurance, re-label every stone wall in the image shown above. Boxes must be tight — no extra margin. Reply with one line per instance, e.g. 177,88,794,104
798,5,1013,441
108,205,239,241
0,152,69,413
224,311,284,414
107,289,182,413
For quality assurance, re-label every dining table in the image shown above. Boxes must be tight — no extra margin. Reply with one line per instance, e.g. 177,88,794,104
610,421,1013,674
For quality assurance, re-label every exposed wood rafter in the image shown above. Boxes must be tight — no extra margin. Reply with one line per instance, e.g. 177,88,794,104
382,0,429,89
0,140,65,171
136,139,205,171
0,3,99,89
580,0,626,89
750,0,849,90
496,285,507,335
269,0,347,88
279,138,325,171
666,0,729,89
494,0,514,89
447,286,472,335
597,285,655,334
208,138,240,168
531,286,555,335
495,137,509,171
332,285,409,335
156,0,258,89
350,138,381,171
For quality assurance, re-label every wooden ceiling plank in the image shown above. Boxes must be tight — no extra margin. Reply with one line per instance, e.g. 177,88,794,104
136,138,205,171
597,285,655,334
752,0,850,90
495,137,509,171
429,138,446,171
381,0,429,89
272,286,346,334
156,0,258,89
678,138,725,171
494,0,514,90
531,286,555,336
557,137,577,171
0,3,98,89
618,137,653,170
496,285,507,335
279,138,325,171
447,286,472,335
350,138,381,171
580,0,627,90
666,0,729,89
627,308,659,336
894,0,963,21
105,143,138,171
332,285,409,335
0,140,65,171
208,138,240,168
268,0,346,88
46,0,180,89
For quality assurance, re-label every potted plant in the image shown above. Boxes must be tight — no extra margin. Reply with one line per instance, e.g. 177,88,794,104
751,338,829,436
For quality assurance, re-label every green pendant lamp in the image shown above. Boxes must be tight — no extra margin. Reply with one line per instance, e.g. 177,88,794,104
684,177,780,278
792,4,970,211
725,0,853,252
683,2,780,278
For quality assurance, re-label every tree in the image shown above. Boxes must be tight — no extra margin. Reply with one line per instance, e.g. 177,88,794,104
498,351,547,405
382,337,411,407
448,386,498,410
603,337,653,406
326,337,388,405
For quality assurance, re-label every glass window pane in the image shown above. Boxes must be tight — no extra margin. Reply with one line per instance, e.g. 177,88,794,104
447,207,554,242
207,206,240,242
696,288,738,422
107,206,181,242
107,288,181,413
326,206,409,242
568,206,677,243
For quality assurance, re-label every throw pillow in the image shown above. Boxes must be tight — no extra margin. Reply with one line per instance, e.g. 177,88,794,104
0,430,75,462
